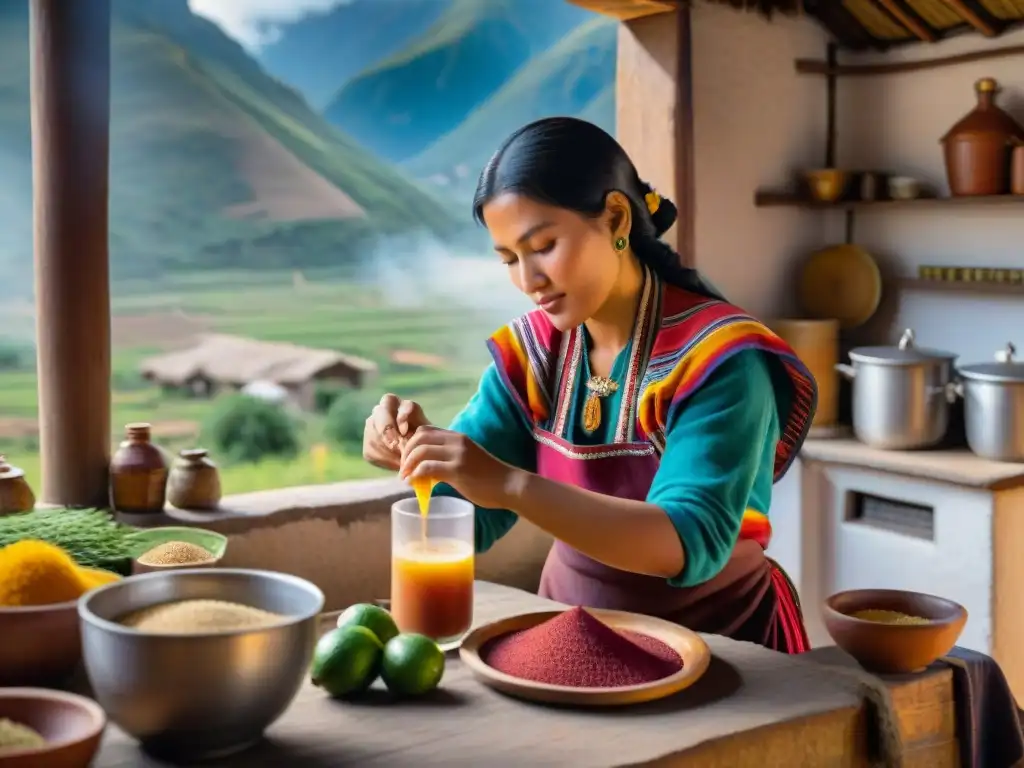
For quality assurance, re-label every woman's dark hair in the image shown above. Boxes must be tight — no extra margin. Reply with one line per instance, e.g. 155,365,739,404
473,117,722,299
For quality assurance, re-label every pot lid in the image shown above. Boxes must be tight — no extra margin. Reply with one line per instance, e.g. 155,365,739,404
849,328,957,366
958,342,1024,382
0,455,24,480
940,78,1024,143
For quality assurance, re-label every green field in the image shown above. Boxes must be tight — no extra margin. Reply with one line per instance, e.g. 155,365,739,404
0,269,511,496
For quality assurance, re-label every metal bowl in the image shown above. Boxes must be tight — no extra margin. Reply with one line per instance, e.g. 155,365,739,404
78,568,324,761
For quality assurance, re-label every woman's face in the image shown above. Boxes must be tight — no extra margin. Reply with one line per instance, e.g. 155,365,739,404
482,193,626,331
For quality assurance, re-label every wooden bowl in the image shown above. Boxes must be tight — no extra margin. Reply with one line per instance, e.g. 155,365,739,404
0,601,81,687
823,589,967,674
460,608,711,706
804,168,848,202
0,688,106,768
0,567,121,686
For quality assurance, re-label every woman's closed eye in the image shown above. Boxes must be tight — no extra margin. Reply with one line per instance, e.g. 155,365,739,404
531,240,556,255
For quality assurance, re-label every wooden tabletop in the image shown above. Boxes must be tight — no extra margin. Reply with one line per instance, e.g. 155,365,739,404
802,437,1024,490
91,582,957,768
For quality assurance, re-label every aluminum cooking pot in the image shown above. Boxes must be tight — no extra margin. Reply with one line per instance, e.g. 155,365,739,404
836,328,958,450
955,342,1024,462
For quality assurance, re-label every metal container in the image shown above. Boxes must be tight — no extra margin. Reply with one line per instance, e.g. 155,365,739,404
835,328,958,450
956,342,1024,462
79,568,324,761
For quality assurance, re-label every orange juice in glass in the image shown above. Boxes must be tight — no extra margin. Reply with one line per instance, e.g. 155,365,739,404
391,496,474,649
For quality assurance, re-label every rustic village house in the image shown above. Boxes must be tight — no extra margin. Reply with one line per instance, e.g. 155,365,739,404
139,334,377,411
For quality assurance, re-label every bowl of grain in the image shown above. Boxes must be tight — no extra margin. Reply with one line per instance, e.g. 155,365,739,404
78,568,324,762
0,688,106,768
125,527,228,575
823,588,967,674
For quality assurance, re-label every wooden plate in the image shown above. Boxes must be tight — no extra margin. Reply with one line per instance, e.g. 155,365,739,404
459,608,711,707
798,244,882,329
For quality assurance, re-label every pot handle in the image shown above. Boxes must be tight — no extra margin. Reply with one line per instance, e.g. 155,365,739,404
929,380,962,403
835,363,855,380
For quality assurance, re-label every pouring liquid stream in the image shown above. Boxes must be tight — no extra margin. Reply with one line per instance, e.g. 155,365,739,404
411,477,437,542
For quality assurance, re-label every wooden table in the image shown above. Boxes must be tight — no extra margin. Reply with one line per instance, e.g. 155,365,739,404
92,581,958,767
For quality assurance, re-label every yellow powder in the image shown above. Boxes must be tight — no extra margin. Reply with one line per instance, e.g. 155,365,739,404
850,609,932,626
79,567,122,591
137,540,214,567
0,540,122,607
0,717,47,751
118,599,285,634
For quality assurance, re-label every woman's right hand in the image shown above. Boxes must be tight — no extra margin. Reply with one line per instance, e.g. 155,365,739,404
362,393,431,471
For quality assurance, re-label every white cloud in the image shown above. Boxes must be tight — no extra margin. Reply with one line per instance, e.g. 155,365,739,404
187,0,353,50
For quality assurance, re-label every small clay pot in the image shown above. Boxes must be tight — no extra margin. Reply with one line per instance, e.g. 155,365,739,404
167,449,221,511
0,455,35,517
109,424,168,515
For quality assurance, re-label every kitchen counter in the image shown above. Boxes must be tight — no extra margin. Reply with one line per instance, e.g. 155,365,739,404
91,582,960,767
801,437,1024,490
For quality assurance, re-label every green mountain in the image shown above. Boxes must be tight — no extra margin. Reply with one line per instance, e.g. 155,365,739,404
0,0,460,286
406,17,617,195
321,0,596,163
256,0,449,108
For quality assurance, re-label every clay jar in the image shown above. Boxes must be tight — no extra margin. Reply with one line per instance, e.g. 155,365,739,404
167,449,222,511
941,77,1024,197
0,455,35,516
109,423,168,515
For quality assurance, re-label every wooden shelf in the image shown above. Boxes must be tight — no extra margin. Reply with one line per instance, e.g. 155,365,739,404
897,277,1024,297
795,42,1024,78
754,190,1024,210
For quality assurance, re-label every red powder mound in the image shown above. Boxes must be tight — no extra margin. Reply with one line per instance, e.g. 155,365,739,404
482,606,683,688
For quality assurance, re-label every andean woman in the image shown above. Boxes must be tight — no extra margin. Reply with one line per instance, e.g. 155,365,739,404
363,117,817,653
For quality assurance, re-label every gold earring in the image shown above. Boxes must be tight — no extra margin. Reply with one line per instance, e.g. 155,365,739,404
614,236,628,252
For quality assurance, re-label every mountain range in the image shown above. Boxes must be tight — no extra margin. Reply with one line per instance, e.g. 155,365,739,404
254,0,616,189
0,0,616,289
0,0,460,285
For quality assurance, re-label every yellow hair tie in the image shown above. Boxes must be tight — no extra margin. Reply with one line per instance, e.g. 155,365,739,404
645,190,661,215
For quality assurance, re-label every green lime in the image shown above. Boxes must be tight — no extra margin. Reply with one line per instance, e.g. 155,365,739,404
310,626,383,697
336,603,400,645
380,633,445,696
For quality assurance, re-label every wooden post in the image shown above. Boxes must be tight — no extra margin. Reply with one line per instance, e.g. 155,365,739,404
615,7,694,267
30,0,112,507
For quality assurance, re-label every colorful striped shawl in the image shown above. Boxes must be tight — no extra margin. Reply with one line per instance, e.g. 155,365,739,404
485,281,818,549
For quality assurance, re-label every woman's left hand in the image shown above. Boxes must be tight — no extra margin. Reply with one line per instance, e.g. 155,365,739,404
399,426,519,510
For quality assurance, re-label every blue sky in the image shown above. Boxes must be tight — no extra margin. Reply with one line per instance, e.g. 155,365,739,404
187,0,353,49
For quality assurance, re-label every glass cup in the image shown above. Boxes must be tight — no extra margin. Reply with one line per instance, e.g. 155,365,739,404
390,496,474,650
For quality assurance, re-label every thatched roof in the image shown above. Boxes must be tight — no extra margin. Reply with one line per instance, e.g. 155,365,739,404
139,334,377,387
571,0,1024,49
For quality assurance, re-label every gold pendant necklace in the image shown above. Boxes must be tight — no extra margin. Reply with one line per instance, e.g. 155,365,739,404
582,375,618,434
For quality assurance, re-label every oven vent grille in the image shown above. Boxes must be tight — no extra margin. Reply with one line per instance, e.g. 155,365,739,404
846,492,935,540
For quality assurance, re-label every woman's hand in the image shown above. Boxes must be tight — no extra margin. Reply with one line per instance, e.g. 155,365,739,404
362,394,431,471
399,426,520,510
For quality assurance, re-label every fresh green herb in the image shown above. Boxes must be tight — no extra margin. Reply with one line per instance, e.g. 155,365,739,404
0,508,135,575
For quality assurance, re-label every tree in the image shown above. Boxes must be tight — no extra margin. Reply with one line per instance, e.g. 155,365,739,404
204,394,300,463
324,390,379,449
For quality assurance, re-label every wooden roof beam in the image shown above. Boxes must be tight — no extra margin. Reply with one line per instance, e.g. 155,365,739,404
942,0,1001,36
804,0,883,49
874,0,937,41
